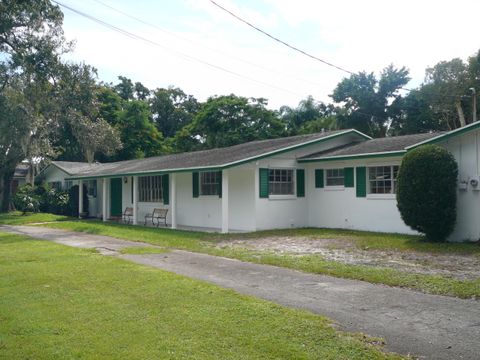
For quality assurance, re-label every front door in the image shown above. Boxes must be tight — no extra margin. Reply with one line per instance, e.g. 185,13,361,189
110,178,122,216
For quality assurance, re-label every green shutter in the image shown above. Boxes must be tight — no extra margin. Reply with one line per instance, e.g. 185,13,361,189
356,167,366,197
162,174,169,205
259,168,269,198
315,169,324,188
192,172,199,198
296,169,305,197
218,171,222,198
344,167,354,188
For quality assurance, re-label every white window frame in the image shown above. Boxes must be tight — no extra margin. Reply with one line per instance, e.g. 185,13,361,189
139,175,163,202
268,168,295,197
200,171,220,196
367,165,399,198
325,168,345,188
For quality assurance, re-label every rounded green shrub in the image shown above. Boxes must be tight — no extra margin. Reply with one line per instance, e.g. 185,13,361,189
12,184,40,214
397,144,458,241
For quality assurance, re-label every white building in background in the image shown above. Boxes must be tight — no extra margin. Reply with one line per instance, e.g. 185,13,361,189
40,123,480,242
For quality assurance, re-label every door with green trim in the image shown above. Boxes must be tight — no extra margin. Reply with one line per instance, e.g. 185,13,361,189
110,178,122,216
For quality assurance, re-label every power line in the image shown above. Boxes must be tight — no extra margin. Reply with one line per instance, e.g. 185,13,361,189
52,0,304,97
209,0,354,75
209,0,476,100
90,0,324,88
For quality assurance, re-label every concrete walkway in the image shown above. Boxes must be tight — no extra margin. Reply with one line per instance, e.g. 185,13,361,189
2,225,480,360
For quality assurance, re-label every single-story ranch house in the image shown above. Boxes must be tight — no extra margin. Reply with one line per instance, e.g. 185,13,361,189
40,122,480,242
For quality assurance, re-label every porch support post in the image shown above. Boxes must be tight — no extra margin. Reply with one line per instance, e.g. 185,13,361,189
102,178,107,222
171,173,177,229
133,176,138,225
221,170,229,233
78,180,83,218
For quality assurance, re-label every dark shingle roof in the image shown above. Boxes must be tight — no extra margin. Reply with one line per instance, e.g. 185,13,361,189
14,164,29,178
51,161,103,175
300,132,444,161
67,129,363,179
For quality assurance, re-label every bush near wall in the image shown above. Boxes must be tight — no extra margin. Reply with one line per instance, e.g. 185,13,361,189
12,185,40,214
12,183,84,216
397,144,458,241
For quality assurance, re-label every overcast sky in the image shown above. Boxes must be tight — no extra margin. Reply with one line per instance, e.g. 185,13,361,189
59,0,480,109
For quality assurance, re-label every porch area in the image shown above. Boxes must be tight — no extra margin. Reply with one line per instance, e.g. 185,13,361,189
77,170,241,234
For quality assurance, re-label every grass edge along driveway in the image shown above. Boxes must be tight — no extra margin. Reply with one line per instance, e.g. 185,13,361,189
0,232,403,360
28,218,480,300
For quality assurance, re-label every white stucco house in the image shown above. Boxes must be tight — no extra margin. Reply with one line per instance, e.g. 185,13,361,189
40,122,480,242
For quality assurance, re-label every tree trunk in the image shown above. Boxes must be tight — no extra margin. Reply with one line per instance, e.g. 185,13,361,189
455,98,467,127
0,170,15,212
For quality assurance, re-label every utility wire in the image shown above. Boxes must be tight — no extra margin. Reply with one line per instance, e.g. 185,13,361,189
90,0,324,88
209,0,354,75
52,0,304,96
209,0,475,100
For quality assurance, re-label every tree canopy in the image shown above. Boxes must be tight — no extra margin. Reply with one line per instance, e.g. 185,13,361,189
331,65,410,137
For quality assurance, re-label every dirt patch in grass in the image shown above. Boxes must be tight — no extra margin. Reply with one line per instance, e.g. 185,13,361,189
217,236,480,281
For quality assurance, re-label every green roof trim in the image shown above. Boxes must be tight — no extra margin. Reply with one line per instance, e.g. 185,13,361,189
67,129,370,180
298,150,406,163
405,122,480,149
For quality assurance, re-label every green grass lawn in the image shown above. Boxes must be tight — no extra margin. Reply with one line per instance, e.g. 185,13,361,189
0,232,401,359
32,219,480,299
1,212,479,299
0,211,72,225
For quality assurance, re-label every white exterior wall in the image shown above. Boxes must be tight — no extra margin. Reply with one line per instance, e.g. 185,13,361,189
176,172,221,229
254,159,308,230
43,166,72,185
442,130,480,242
227,167,256,231
305,157,415,234
251,135,361,231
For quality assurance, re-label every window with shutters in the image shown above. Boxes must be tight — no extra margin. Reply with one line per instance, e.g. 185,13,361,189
325,168,344,187
200,171,220,196
139,175,163,202
268,169,294,195
368,166,399,194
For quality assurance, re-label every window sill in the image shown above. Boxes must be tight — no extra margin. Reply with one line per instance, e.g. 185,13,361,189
367,194,396,200
324,186,345,191
268,194,297,200
198,195,220,199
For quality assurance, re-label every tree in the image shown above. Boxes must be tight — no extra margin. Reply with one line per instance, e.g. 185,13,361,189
173,95,285,151
150,87,199,138
116,100,165,159
396,145,458,241
420,52,480,129
279,96,335,134
113,76,134,100
298,115,338,134
54,63,122,163
388,90,446,135
134,81,150,101
0,0,67,211
331,65,410,137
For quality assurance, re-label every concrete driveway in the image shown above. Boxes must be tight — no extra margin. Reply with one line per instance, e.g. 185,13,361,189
2,225,480,360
